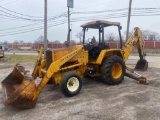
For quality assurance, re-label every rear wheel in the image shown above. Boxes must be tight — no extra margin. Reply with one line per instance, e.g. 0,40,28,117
61,71,82,97
100,55,126,85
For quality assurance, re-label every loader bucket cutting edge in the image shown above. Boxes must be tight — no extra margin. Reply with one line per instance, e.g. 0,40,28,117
135,59,148,71
1,64,37,108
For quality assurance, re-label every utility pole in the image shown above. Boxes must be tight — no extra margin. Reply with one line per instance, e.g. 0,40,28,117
67,0,74,46
71,23,72,41
126,0,132,40
44,0,48,59
67,6,71,45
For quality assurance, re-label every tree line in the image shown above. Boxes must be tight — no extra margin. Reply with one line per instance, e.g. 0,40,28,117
1,29,160,45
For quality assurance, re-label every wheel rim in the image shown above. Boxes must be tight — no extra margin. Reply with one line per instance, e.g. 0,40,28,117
112,63,122,79
67,77,79,92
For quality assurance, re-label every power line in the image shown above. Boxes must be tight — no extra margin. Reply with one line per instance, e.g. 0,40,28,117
0,7,67,21
0,6,44,18
0,21,68,36
0,7,159,22
1,0,21,6
1,7,160,36
72,0,118,12
71,10,160,20
0,0,118,20
1,12,160,36
0,21,43,31
0,19,68,33
1,3,158,22
0,12,68,31
0,5,68,20
0,9,44,21
72,8,160,14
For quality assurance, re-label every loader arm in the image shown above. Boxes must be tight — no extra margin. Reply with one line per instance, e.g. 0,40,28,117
32,46,44,79
34,45,84,99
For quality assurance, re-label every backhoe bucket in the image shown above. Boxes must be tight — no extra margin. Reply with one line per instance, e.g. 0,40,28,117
135,59,148,71
1,64,37,108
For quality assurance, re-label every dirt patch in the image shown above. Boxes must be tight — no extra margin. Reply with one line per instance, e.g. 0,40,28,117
0,63,14,69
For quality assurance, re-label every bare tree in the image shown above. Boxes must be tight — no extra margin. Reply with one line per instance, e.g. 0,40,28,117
19,40,24,44
76,32,83,44
53,40,61,44
105,32,116,42
35,36,44,43
13,40,19,44
3,40,8,44
124,29,160,41
70,40,76,45
142,29,160,41
115,35,124,41
64,40,76,45
154,32,160,41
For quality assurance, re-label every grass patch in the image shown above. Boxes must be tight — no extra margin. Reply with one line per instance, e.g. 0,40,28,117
5,54,37,63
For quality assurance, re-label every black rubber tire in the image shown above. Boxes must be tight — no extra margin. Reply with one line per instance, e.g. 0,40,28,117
100,55,126,85
60,71,82,97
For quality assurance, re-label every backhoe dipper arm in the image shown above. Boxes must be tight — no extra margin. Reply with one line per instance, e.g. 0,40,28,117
122,27,145,62
135,27,145,60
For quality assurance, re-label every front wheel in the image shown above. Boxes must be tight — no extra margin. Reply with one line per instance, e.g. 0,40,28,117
100,55,126,85
60,71,82,97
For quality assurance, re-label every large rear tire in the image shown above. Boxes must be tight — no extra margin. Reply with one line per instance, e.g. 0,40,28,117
61,71,82,97
100,55,126,85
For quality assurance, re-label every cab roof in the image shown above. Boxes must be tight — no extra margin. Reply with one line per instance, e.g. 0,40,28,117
81,20,120,29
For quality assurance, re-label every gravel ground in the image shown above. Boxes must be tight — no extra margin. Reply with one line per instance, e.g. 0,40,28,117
0,56,160,120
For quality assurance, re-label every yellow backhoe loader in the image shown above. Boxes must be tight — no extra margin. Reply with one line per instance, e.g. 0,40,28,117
1,20,148,108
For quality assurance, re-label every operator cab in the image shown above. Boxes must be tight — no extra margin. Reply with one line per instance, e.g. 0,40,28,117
81,20,122,59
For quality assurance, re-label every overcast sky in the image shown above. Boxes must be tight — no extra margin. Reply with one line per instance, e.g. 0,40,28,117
0,0,160,43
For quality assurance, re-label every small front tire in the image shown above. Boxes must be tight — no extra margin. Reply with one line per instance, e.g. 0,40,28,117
61,71,82,97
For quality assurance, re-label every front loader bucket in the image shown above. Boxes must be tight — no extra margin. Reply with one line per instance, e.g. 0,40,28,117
1,64,37,108
135,59,148,71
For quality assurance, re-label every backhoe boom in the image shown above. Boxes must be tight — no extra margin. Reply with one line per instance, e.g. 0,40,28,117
122,27,148,71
